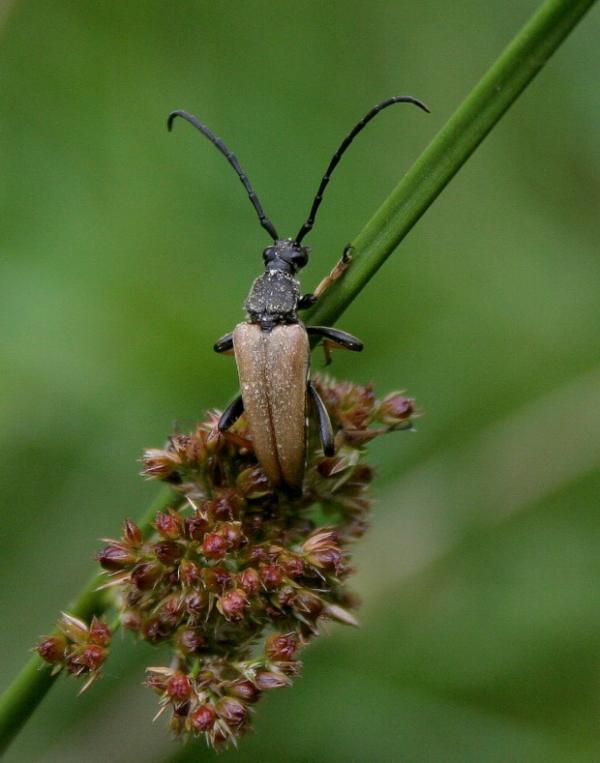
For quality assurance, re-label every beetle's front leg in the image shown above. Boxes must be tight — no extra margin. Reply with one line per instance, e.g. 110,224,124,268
307,381,334,456
214,332,234,354
218,393,244,431
297,293,317,310
298,245,354,311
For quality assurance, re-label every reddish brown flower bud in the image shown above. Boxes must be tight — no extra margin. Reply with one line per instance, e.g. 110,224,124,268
37,634,67,663
153,540,183,565
248,545,268,563
275,585,297,609
218,521,245,549
143,617,171,643
185,513,208,541
69,643,107,672
201,566,231,593
185,589,208,615
260,563,284,590
214,490,243,520
229,679,260,703
175,627,205,654
157,594,184,627
343,428,379,446
122,518,143,547
146,673,168,693
179,558,201,586
293,589,324,621
131,561,163,590
236,467,271,499
202,532,228,560
255,671,289,690
265,633,299,662
155,510,183,540
96,542,135,571
316,456,348,478
166,671,192,702
312,546,342,571
142,449,180,480
239,567,261,594
303,529,343,572
281,555,304,578
377,392,415,425
189,704,216,732
218,589,248,622
217,696,248,728
89,617,111,647
349,463,374,483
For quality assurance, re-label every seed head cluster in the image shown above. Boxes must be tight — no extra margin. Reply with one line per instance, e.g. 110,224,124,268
37,613,111,693
37,375,416,749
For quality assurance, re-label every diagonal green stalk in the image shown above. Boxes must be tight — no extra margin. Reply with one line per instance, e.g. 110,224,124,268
0,0,595,754
306,0,597,328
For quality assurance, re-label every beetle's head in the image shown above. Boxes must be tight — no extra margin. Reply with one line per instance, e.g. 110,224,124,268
263,239,310,274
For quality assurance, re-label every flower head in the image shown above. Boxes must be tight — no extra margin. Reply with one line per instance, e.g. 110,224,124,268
38,375,417,749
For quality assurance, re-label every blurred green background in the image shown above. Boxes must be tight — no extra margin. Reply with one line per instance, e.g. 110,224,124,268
1,1,599,761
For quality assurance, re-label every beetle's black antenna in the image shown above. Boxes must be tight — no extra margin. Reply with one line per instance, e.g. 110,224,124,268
168,110,279,241
295,96,429,244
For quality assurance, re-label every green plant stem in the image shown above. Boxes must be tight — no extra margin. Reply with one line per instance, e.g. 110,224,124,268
0,485,176,755
306,0,597,328
0,0,595,754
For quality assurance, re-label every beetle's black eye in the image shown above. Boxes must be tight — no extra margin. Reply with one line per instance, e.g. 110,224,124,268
291,249,308,269
262,247,276,264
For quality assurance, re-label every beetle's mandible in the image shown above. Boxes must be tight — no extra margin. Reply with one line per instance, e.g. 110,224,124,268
168,96,429,491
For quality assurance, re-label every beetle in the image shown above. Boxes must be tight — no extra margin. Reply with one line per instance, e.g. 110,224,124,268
168,96,429,491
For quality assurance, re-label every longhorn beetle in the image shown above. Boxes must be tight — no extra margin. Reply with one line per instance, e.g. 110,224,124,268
168,96,429,491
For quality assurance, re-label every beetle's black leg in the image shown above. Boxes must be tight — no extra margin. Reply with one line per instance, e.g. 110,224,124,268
218,394,244,431
306,326,364,352
214,332,234,353
297,293,318,310
308,381,334,456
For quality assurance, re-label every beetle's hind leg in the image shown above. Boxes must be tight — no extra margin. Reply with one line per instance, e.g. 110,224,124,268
308,381,334,456
218,393,244,431
214,332,234,354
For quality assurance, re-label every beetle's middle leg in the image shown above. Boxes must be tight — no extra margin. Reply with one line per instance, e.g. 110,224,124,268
214,332,234,354
298,245,354,309
307,326,363,365
307,326,363,367
306,326,363,352
307,381,334,456
218,393,244,431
